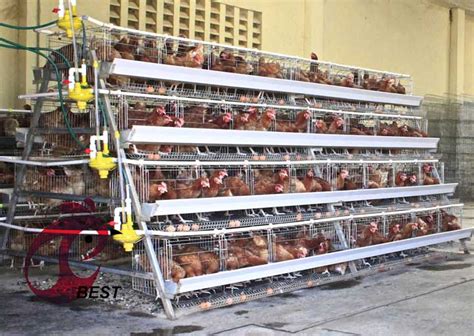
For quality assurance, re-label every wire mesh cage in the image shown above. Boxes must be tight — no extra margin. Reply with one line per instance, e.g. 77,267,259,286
80,20,412,96
439,206,463,232
38,102,95,128
21,165,110,205
331,163,365,190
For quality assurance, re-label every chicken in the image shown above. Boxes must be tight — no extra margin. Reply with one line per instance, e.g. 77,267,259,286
3,117,19,136
355,222,387,247
378,121,400,136
419,213,436,234
114,36,141,56
148,182,169,202
440,211,461,231
146,106,173,126
367,166,383,188
314,240,332,273
254,108,276,131
335,169,357,190
257,57,283,78
224,173,251,196
210,51,253,74
395,81,406,94
255,181,284,195
284,175,307,193
272,242,298,261
415,218,430,237
164,44,204,68
276,110,311,133
405,173,418,186
294,69,310,82
183,105,210,129
176,176,210,199
340,73,355,87
233,111,250,130
314,176,332,191
295,230,327,253
226,235,269,269
135,254,186,283
398,222,419,239
0,162,14,185
202,174,224,198
173,246,203,278
398,124,425,137
314,119,328,133
387,222,403,241
327,117,344,134
395,171,408,187
302,169,323,192
422,164,440,185
378,77,398,93
313,69,333,85
199,250,220,274
202,112,232,129
362,74,380,91
63,167,86,195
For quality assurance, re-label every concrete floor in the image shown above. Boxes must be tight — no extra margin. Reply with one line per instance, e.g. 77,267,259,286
0,204,473,335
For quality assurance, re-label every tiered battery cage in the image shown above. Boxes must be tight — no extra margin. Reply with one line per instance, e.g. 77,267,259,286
0,15,472,320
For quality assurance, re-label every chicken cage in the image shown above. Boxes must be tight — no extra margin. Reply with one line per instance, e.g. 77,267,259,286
20,165,111,207
110,92,427,138
37,102,95,129
6,217,128,268
127,160,445,204
133,220,352,293
3,15,467,320
80,21,413,96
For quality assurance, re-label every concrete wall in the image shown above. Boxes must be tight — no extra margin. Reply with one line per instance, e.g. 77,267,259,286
0,0,20,108
465,13,474,96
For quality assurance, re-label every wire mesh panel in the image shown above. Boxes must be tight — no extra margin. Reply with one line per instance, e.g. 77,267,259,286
21,166,110,206
439,207,462,232
83,21,412,95
331,163,365,190
348,114,376,136
421,162,444,185
377,118,427,137
351,215,386,248
366,163,393,189
38,102,95,128
392,162,421,187
7,229,63,260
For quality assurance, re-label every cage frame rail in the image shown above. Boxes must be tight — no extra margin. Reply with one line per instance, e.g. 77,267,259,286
124,126,439,149
107,59,422,107
142,183,457,217
163,228,472,296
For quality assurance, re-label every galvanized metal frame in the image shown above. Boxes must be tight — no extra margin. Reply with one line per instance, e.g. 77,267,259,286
124,126,439,149
109,59,422,106
164,228,472,295
142,183,457,217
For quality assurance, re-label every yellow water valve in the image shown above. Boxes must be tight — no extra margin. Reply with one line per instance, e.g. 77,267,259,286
89,151,116,179
54,0,81,38
87,130,116,179
112,193,141,252
113,217,141,252
69,82,94,111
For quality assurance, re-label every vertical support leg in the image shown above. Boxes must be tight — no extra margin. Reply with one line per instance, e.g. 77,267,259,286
328,204,358,274
1,69,50,251
98,78,176,319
